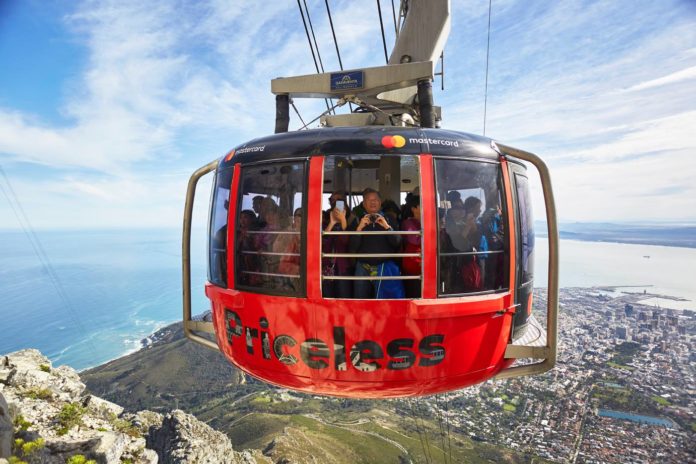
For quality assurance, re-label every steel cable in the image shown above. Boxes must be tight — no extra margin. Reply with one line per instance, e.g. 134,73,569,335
483,0,493,136
0,166,98,358
407,398,431,464
324,0,344,70
376,0,389,64
296,0,333,114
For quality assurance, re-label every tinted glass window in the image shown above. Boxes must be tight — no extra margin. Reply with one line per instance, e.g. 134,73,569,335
235,162,306,296
208,167,233,287
515,173,534,283
435,159,507,296
321,154,421,299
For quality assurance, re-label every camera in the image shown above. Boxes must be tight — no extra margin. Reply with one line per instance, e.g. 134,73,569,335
369,214,381,223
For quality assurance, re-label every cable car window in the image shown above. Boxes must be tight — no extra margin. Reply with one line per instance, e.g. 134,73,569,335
515,173,534,283
435,159,507,296
235,161,306,296
322,154,421,299
208,167,234,287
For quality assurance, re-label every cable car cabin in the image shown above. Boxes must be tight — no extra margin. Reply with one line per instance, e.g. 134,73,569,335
182,126,559,398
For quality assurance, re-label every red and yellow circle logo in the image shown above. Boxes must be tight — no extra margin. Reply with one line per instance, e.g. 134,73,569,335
224,149,236,161
381,135,406,149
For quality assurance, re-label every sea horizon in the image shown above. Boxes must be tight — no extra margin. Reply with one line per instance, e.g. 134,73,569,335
1,227,695,370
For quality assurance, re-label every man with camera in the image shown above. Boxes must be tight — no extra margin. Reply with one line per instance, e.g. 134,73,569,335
349,188,404,299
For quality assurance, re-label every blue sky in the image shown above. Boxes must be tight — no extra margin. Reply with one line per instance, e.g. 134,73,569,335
1,0,695,229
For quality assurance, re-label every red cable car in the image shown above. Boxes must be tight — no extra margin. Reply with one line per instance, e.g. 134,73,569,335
181,0,558,398
182,126,559,398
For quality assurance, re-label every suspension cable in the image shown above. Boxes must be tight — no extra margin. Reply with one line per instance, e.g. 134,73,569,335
303,0,335,114
324,0,353,112
0,166,98,357
483,0,492,136
390,0,398,36
434,394,452,464
442,394,454,464
324,0,344,70
433,395,448,464
296,0,333,114
376,0,389,64
303,0,326,73
407,398,431,464
419,400,434,463
297,0,320,74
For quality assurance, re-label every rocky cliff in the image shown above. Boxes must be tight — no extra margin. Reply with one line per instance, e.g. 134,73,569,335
0,349,260,464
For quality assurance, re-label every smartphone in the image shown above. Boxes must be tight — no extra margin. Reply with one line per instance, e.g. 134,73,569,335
336,200,345,212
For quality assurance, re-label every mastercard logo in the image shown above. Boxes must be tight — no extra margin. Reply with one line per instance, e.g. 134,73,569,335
224,149,236,161
381,135,406,149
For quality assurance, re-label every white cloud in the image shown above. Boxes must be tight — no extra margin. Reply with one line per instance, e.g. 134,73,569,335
1,0,695,228
625,65,696,92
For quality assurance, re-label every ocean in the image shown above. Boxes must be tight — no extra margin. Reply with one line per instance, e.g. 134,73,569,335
0,228,209,370
1,229,695,370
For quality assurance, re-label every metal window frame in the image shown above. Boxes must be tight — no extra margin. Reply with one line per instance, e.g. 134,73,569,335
233,159,309,298
432,157,509,297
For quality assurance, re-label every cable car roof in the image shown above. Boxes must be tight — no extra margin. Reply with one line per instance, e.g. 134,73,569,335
220,127,499,168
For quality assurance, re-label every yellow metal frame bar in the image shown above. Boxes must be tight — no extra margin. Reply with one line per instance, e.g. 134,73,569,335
182,160,220,351
495,144,559,380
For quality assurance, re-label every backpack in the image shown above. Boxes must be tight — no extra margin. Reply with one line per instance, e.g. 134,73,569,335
461,255,482,291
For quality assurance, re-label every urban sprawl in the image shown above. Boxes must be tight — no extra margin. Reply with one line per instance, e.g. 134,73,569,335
402,288,695,463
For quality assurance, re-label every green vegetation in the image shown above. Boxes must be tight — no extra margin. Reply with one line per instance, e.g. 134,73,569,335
66,455,97,464
609,341,643,366
111,418,141,438
651,395,670,406
591,385,664,417
503,404,517,412
39,364,51,373
56,403,86,435
83,321,551,464
23,387,53,401
250,395,272,405
11,437,45,463
13,415,32,432
607,361,633,371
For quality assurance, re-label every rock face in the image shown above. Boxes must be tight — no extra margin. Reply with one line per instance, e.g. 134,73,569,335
148,410,242,464
0,392,11,458
0,349,255,464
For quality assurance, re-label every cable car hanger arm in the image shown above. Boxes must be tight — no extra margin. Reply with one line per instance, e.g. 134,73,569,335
182,160,219,351
494,143,559,379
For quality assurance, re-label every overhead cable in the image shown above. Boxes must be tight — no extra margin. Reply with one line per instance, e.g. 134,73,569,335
303,0,326,73
407,398,430,464
0,165,98,357
303,0,336,114
297,0,321,74
324,0,344,70
376,0,389,64
483,0,493,136
442,394,454,464
324,0,353,112
296,0,333,115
